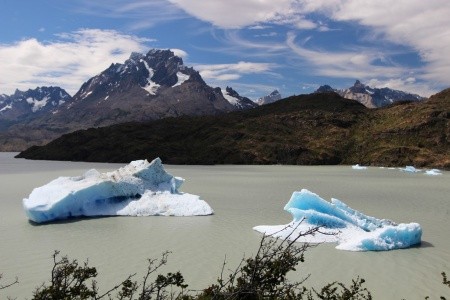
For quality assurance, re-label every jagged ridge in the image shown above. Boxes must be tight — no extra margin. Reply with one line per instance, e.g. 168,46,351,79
315,80,424,108
0,49,254,151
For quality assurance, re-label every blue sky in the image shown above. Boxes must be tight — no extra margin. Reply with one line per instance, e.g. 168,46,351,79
1,0,449,99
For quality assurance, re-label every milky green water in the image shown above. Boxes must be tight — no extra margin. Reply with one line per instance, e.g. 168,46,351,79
0,152,449,299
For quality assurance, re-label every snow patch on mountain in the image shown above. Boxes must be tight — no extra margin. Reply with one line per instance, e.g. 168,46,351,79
141,60,160,95
0,104,12,112
26,96,50,112
257,90,282,105
173,72,190,87
221,88,240,105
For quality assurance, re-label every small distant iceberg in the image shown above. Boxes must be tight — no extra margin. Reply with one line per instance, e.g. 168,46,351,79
425,169,442,176
352,164,367,170
254,189,422,251
400,166,421,173
23,158,213,223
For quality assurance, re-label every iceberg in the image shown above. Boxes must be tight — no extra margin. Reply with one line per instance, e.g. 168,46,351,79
425,169,442,176
352,164,367,170
23,158,213,223
400,166,421,173
254,189,422,251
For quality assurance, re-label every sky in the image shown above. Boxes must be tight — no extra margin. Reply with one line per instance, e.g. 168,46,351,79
0,0,449,99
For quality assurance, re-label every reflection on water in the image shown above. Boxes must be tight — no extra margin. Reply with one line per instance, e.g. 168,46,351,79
0,152,449,299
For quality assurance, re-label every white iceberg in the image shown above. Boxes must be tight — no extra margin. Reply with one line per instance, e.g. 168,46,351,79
352,164,367,170
23,158,213,223
400,166,421,173
425,169,442,176
254,189,422,251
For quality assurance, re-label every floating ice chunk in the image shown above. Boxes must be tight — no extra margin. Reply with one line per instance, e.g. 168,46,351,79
352,164,367,170
400,166,421,173
23,158,213,223
425,169,442,176
254,189,422,251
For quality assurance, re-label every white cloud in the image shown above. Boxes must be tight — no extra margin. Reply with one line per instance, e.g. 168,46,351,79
164,0,449,93
333,0,450,84
248,25,272,30
195,61,277,82
168,0,298,28
299,0,450,88
170,48,188,58
0,29,151,95
366,78,435,98
286,32,406,80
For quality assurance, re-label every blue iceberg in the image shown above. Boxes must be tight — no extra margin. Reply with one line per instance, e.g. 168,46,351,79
254,189,422,251
23,158,213,223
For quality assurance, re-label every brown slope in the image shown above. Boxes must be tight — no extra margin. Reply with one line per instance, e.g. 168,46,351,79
346,88,449,168
17,90,450,169
16,93,367,164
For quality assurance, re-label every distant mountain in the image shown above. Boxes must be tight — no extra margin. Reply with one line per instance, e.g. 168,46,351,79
0,87,72,121
0,49,253,151
57,49,241,127
221,86,258,109
257,90,282,105
17,88,450,169
315,80,424,108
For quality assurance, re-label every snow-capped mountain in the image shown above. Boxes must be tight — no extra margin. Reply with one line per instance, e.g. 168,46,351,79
0,87,72,120
55,49,255,128
221,86,258,109
315,80,424,108
72,50,198,103
257,90,282,105
0,49,256,150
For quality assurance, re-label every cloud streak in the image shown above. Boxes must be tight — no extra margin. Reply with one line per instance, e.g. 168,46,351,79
286,32,405,79
72,0,187,30
165,0,450,94
195,61,278,82
0,29,151,95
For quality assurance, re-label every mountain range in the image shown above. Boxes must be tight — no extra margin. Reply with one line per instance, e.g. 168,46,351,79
0,48,437,155
0,49,256,151
315,80,424,108
0,87,71,127
17,89,450,169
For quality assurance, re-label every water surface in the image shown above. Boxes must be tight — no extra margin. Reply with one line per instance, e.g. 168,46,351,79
0,153,448,299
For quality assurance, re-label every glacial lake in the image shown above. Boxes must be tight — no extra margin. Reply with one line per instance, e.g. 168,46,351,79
0,152,449,299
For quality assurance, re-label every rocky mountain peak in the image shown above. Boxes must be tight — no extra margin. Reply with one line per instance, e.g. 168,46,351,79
314,81,424,108
0,86,72,120
257,89,282,105
221,86,258,110
72,48,199,102
315,85,335,93
225,86,240,97
349,80,367,93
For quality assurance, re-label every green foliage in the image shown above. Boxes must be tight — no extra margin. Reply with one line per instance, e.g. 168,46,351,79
16,91,450,169
309,278,372,300
198,229,312,299
2,233,449,299
31,250,188,300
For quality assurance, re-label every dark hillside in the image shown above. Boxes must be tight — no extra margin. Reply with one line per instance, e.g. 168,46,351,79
17,90,450,169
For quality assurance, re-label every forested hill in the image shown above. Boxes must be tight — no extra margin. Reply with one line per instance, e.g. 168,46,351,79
16,90,450,169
